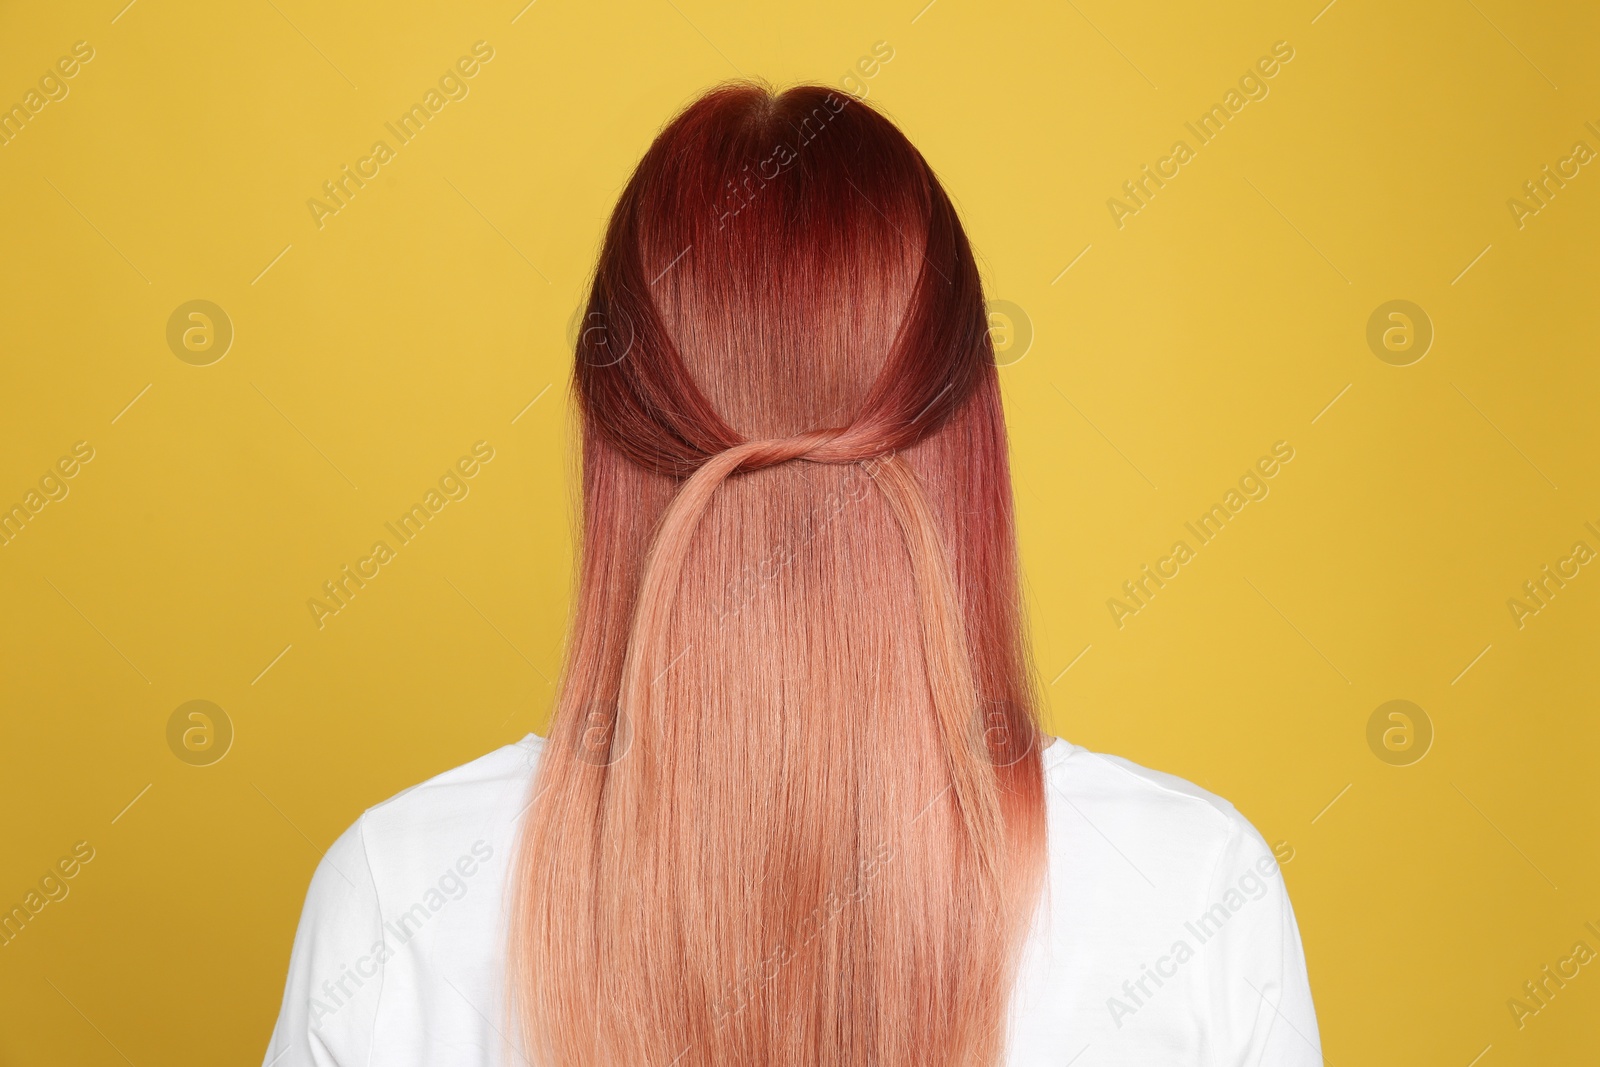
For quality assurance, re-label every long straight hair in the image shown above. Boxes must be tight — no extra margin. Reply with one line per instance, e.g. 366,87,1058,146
510,83,1047,1067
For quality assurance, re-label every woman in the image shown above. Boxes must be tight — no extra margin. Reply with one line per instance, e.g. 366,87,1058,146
263,84,1321,1066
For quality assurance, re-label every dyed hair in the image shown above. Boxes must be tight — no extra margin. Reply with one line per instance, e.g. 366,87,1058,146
510,83,1047,1066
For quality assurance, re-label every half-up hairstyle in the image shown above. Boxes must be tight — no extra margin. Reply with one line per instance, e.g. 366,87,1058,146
510,82,1048,1067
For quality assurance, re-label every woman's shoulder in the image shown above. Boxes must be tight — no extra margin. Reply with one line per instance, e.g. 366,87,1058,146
1017,740,1319,1064
285,732,547,941
1043,735,1263,829
262,734,549,1065
329,732,547,893
357,732,545,838
1037,736,1282,898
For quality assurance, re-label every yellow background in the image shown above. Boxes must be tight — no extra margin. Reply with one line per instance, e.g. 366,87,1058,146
1,0,1596,1063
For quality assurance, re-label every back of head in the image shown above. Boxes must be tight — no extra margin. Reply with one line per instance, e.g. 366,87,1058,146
512,83,1046,1067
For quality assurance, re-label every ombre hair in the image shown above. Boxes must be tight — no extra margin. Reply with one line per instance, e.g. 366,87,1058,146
510,83,1047,1066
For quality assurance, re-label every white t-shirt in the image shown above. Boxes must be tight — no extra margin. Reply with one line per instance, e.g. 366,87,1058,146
262,734,1322,1066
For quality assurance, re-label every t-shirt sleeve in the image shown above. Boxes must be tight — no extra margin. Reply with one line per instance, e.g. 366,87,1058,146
261,815,385,1067
1202,810,1322,1067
